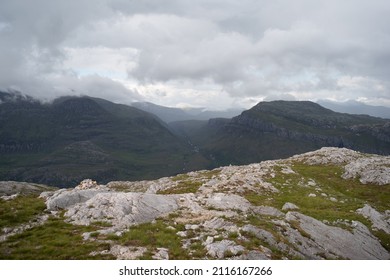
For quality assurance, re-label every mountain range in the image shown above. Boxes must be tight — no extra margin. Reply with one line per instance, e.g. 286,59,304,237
132,101,244,123
318,99,390,119
0,91,389,187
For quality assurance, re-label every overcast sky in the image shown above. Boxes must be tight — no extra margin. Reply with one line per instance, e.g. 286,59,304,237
1,0,389,109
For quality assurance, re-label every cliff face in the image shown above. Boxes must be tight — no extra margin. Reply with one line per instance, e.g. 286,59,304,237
1,147,389,260
228,113,348,147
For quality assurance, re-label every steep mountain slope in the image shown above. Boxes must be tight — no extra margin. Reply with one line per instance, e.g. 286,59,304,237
0,92,207,187
1,148,389,259
175,101,390,167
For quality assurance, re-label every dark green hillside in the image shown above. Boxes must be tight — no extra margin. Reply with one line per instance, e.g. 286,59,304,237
0,92,207,187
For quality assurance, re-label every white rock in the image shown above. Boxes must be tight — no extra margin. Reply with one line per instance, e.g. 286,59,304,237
290,147,361,165
307,180,317,187
285,211,390,260
153,248,169,260
206,240,244,259
0,193,19,201
177,231,187,237
282,202,299,211
342,157,390,185
185,224,199,230
75,179,98,190
253,206,284,217
65,193,179,228
356,204,390,234
110,245,147,260
206,193,251,212
203,217,238,232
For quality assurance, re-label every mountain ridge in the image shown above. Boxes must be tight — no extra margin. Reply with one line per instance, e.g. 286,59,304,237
175,100,390,168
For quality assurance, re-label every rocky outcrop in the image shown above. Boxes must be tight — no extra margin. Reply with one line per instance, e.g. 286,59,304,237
290,147,361,165
342,157,390,185
356,205,390,234
65,193,180,227
285,211,389,260
5,147,388,260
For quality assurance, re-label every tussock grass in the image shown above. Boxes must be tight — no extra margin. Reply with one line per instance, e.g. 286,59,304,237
158,180,202,194
0,195,46,230
119,220,189,259
0,216,114,259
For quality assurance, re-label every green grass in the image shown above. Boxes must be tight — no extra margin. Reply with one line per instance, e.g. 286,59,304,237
158,180,203,194
0,195,46,230
119,220,188,259
0,216,115,259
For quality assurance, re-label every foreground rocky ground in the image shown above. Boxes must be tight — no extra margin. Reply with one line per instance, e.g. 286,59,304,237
1,147,389,259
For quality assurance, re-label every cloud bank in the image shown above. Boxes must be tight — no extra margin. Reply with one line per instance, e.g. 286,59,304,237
1,0,389,108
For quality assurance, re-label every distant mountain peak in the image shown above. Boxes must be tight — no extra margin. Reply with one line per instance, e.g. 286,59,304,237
318,99,390,119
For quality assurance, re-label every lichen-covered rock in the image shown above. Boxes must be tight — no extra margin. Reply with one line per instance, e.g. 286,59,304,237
206,193,251,212
290,147,361,165
65,193,180,227
285,212,390,260
282,202,299,211
203,217,239,232
241,225,277,247
109,245,147,260
356,204,390,234
342,157,390,185
252,206,284,217
45,188,111,210
205,240,244,259
75,179,99,190
153,248,169,260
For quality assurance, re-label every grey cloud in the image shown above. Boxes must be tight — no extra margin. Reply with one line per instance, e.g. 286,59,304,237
56,75,143,104
0,0,389,107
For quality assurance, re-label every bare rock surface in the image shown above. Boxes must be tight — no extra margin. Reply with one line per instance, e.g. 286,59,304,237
290,147,361,165
45,188,111,211
205,240,244,259
253,206,284,217
357,204,390,234
109,245,147,260
65,192,180,227
285,211,390,260
206,193,251,212
282,202,299,211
